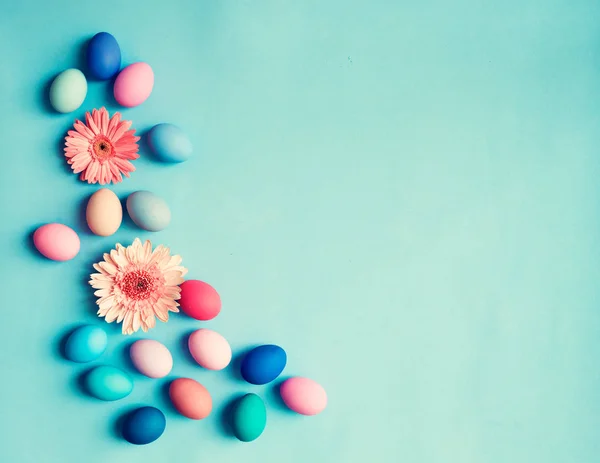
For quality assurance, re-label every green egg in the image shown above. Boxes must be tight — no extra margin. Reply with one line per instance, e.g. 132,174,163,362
49,68,87,113
85,365,133,401
232,393,267,442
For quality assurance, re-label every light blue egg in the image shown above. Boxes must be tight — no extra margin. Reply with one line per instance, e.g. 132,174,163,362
85,365,133,401
49,68,87,113
64,325,107,363
147,123,193,163
126,191,171,232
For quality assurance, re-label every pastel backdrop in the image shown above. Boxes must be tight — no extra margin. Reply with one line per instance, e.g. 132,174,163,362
1,0,599,462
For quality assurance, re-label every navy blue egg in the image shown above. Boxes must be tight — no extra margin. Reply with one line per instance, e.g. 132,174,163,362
86,32,121,80
122,406,166,445
240,344,287,385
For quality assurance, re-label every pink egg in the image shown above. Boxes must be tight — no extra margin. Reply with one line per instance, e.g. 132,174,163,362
130,339,173,378
280,377,327,416
113,62,154,107
188,329,231,371
33,223,80,261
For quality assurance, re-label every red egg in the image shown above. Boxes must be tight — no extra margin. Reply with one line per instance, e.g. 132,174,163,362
179,280,221,320
169,378,212,419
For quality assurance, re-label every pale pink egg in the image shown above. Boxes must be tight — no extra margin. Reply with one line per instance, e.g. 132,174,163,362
130,339,173,378
188,329,231,371
113,62,154,107
33,223,80,261
280,377,327,416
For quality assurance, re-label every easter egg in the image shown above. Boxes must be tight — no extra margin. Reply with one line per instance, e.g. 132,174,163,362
86,188,122,236
232,393,267,442
33,223,80,261
280,377,327,416
85,365,133,401
122,406,166,445
147,123,193,163
179,280,221,321
241,345,287,385
49,69,87,113
113,62,154,107
169,378,212,419
64,325,107,363
188,329,231,371
130,339,173,378
86,32,121,80
126,191,171,232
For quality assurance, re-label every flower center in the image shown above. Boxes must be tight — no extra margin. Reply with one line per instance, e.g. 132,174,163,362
91,135,114,161
119,270,156,301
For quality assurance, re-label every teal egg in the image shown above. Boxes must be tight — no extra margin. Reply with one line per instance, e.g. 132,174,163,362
232,393,267,442
126,191,171,232
49,69,87,113
85,365,133,401
64,325,107,363
147,123,193,163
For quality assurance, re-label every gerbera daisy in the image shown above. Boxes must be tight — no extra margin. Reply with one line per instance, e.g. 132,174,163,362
89,238,188,334
64,107,140,184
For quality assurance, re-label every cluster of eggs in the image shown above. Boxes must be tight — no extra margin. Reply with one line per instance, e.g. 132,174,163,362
64,322,327,444
49,32,154,112
41,31,327,446
33,188,171,260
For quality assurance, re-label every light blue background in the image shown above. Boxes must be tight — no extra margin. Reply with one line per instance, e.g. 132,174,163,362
1,0,599,462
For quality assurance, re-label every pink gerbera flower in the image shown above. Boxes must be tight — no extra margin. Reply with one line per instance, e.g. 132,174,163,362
89,239,188,334
64,107,140,184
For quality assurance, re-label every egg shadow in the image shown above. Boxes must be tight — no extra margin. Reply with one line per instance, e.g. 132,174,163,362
39,77,57,114
103,76,119,109
179,330,200,367
118,196,138,232
24,225,45,260
216,393,245,439
157,377,180,416
138,128,157,162
76,195,92,236
119,340,137,374
110,404,143,441
75,37,91,78
227,345,259,382
266,378,295,414
71,366,97,400
54,324,84,361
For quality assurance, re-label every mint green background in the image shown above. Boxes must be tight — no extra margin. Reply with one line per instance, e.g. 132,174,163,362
1,1,599,462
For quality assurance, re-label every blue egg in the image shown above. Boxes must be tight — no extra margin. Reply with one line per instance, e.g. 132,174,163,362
241,345,287,385
126,191,171,232
122,406,166,445
85,365,133,401
147,123,193,163
86,32,121,80
64,325,107,363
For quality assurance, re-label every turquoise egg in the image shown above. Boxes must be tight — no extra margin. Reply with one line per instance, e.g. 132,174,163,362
85,365,133,401
49,69,87,113
147,123,193,163
64,325,107,363
232,393,267,442
126,191,171,232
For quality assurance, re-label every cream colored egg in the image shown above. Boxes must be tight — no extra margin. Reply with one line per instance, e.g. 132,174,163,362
86,188,122,236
